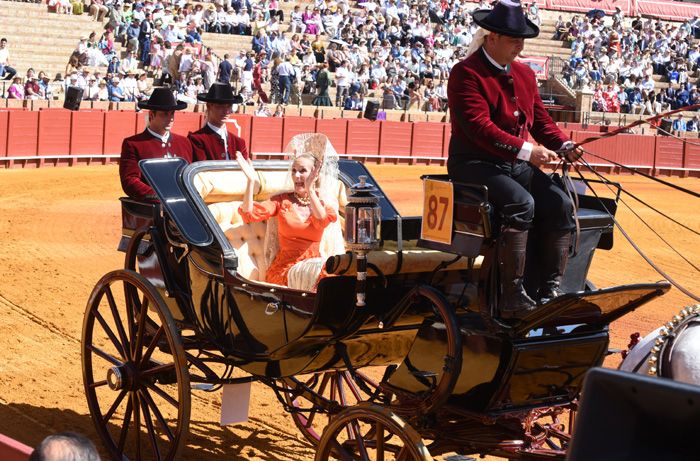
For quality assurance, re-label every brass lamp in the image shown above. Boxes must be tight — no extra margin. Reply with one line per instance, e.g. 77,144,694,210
345,175,382,307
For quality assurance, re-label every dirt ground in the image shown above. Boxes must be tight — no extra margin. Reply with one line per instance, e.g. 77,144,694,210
0,164,698,460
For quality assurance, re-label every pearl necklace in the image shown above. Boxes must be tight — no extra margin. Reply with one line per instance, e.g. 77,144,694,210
294,192,311,206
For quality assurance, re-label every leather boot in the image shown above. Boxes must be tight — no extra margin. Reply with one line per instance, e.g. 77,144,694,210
538,230,572,304
498,229,537,319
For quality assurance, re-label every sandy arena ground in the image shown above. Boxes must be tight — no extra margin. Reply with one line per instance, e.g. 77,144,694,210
0,164,698,460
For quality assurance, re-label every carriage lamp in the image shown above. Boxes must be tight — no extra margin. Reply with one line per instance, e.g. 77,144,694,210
345,175,382,307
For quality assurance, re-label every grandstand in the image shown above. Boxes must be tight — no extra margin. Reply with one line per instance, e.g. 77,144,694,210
0,1,123,90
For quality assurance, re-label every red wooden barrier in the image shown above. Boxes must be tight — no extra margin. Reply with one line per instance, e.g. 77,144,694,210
0,433,32,461
379,121,413,159
346,120,380,156
37,109,71,156
171,112,202,136
250,117,284,154
227,114,252,149
443,123,451,158
573,132,655,168
103,111,138,155
0,111,9,157
7,110,39,156
315,118,348,154
655,136,684,170
136,111,146,133
570,131,614,166
684,140,700,170
282,116,317,149
70,110,105,155
411,121,445,158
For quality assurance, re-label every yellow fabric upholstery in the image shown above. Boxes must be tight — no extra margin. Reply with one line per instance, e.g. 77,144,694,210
326,250,482,277
195,168,347,288
194,169,290,204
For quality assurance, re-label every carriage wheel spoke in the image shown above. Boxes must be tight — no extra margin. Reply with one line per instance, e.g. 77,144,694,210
133,392,142,459
105,286,130,358
350,421,370,460
146,381,179,409
134,297,150,364
87,344,123,367
331,440,356,461
341,371,364,401
303,406,319,429
375,421,385,461
140,362,175,379
117,396,133,453
395,446,410,461
140,325,165,368
123,283,138,356
139,391,162,461
337,373,348,406
89,379,108,389
317,372,331,398
141,388,175,442
94,309,127,360
102,390,127,425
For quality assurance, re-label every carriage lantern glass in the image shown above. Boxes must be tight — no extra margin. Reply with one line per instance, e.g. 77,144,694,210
345,175,382,307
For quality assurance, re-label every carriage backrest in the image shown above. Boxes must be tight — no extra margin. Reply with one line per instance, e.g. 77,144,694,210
193,166,348,283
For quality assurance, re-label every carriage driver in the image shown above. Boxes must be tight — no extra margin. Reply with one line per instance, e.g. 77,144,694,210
188,82,250,162
447,0,582,319
119,87,193,201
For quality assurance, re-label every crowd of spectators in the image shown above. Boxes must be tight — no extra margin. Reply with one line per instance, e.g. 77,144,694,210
2,0,540,112
558,7,700,128
223,0,540,110
7,0,700,126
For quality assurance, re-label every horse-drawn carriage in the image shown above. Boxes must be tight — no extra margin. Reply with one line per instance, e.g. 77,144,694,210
81,153,670,460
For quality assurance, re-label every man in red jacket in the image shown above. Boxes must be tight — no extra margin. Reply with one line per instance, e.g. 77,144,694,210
447,0,579,319
188,83,249,161
120,87,192,200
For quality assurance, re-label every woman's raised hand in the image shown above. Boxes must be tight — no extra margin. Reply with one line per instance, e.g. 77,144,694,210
236,151,258,184
304,162,321,194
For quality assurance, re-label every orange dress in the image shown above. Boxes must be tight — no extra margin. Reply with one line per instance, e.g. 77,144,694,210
238,193,338,286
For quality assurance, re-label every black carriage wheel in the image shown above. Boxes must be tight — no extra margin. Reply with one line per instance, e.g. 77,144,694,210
283,369,387,447
394,285,462,416
82,269,190,461
315,403,432,461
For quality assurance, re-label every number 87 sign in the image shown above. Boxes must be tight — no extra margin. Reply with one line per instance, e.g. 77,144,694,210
420,179,454,245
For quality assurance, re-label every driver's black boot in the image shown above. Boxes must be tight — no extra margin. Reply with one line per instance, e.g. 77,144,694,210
537,230,572,304
498,229,537,319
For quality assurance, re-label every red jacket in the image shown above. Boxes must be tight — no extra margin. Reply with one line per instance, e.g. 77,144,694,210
447,48,568,162
188,124,250,161
119,130,193,200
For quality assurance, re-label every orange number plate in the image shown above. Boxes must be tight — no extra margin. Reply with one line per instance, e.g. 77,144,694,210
420,179,454,245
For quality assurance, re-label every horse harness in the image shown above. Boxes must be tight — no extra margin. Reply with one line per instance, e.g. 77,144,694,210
644,305,700,378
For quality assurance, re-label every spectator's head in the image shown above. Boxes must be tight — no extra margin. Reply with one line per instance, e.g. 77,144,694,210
29,432,100,461
0,38,7,48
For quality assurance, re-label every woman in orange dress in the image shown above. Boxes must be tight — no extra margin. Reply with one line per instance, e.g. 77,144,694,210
236,150,338,286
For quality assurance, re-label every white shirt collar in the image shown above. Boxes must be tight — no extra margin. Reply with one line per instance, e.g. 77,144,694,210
482,47,508,71
147,127,170,143
207,122,228,141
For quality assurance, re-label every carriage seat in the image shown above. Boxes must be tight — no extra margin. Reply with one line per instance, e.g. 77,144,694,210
194,168,347,287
